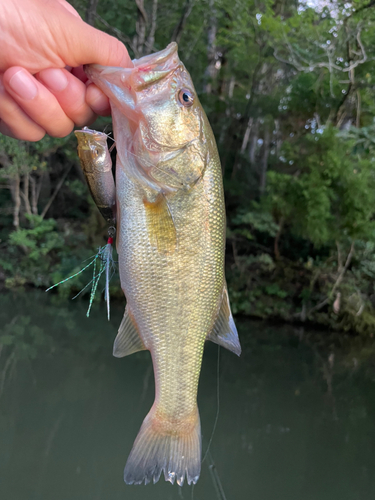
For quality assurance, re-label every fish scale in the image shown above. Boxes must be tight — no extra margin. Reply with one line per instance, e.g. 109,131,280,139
83,42,240,486
118,163,223,416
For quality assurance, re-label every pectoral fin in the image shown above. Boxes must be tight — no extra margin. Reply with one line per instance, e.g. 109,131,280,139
144,193,177,255
206,285,241,356
113,307,146,357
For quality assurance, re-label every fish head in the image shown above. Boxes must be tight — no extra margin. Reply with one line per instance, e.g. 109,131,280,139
74,127,112,173
85,43,208,192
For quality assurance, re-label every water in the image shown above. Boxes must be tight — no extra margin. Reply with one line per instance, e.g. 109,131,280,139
1,292,375,499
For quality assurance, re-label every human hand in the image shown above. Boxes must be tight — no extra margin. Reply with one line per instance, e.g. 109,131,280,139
0,0,132,141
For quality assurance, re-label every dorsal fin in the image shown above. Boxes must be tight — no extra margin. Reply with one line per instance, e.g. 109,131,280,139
113,307,146,357
206,285,241,356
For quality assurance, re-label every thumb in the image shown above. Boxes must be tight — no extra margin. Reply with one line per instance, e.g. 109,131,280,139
59,15,132,69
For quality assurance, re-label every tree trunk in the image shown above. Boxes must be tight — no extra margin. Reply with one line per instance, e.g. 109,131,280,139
259,127,270,194
30,175,41,215
249,118,259,167
274,118,281,156
41,164,73,220
219,76,235,145
146,0,158,53
274,217,284,261
308,241,355,315
241,117,253,153
231,116,253,179
334,30,354,127
204,0,217,94
133,0,148,56
10,174,21,229
171,0,194,44
85,0,99,26
356,89,361,128
336,240,343,272
22,173,32,215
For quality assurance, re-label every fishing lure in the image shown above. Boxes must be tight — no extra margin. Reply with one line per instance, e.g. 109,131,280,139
47,128,117,320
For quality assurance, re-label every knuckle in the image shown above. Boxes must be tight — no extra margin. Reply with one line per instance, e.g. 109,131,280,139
27,129,46,141
74,113,95,127
51,129,73,139
44,114,74,138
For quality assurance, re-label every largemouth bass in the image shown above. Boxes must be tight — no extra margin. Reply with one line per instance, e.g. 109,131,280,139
84,42,241,486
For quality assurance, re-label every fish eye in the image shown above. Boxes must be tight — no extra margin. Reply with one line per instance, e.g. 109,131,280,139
178,89,194,107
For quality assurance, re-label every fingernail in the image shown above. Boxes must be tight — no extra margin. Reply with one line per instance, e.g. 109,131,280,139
9,70,38,100
38,69,68,92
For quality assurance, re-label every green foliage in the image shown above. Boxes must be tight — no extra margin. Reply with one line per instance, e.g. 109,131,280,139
340,122,375,155
266,128,375,246
233,202,279,240
0,136,36,179
9,215,63,260
264,283,288,298
2,0,375,336
1,215,64,289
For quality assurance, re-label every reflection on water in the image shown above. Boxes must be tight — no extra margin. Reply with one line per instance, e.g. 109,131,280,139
1,292,375,500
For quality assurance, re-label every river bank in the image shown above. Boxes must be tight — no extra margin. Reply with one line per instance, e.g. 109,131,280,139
2,219,375,338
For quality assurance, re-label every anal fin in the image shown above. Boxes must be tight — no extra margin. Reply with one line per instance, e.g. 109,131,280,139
206,285,241,356
113,307,146,357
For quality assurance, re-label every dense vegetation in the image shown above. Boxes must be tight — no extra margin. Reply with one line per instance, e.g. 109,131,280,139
2,0,375,334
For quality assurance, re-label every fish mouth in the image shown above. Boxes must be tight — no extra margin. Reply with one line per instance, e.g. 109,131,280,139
74,127,108,151
85,42,178,76
84,42,181,130
74,126,106,140
84,42,180,103
132,42,179,71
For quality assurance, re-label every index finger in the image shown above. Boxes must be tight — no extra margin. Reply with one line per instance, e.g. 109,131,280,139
59,15,133,69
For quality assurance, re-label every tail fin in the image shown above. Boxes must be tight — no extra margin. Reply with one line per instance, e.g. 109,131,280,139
124,406,201,486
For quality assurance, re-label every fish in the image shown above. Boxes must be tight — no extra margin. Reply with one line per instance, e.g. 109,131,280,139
74,127,116,225
84,42,241,486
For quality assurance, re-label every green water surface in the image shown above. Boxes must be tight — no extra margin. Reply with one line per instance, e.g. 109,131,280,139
0,292,375,500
